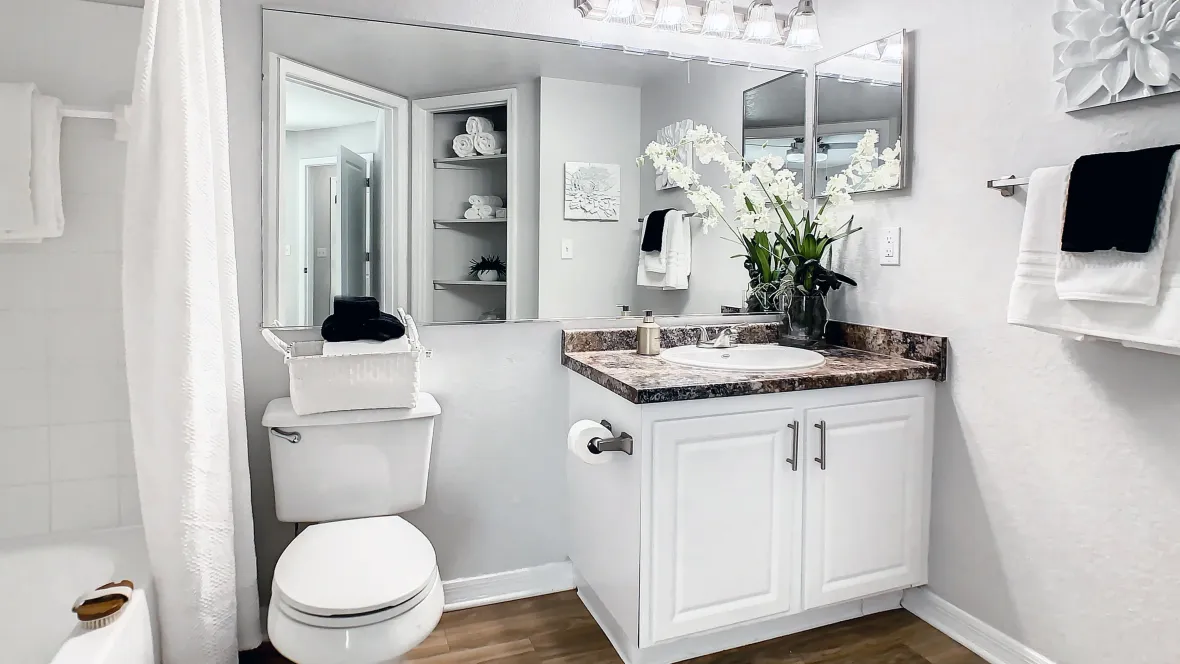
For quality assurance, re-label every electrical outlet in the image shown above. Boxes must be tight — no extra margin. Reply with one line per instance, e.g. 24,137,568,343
561,238,574,260
880,227,900,266
316,247,329,258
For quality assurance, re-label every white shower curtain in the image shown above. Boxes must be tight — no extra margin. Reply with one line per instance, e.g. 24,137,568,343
122,0,262,661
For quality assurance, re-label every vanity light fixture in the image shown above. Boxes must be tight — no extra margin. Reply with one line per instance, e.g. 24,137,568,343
784,0,823,51
742,1,782,44
700,0,739,39
603,0,647,25
653,0,692,32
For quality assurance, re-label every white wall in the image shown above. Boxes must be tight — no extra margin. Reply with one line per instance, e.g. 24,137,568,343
638,64,786,315
814,3,1180,664
538,78,641,319
0,0,141,539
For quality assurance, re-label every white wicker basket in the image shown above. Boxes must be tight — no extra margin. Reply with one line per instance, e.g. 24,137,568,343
262,309,425,416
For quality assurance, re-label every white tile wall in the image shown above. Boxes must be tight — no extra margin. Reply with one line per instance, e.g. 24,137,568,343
0,120,139,539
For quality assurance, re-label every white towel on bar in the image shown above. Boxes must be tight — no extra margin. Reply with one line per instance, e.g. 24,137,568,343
0,82,37,232
2,93,64,243
1055,151,1180,305
452,134,476,158
638,210,691,290
474,131,505,156
466,116,494,135
468,195,504,207
1008,166,1180,353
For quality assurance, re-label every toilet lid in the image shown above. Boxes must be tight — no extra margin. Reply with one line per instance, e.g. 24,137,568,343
273,516,437,617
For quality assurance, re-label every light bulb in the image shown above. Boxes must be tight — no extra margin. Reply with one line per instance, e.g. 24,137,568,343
784,0,822,51
700,0,739,39
653,0,691,32
742,1,782,45
603,0,645,26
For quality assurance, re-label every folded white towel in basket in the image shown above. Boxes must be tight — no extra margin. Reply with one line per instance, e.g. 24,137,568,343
323,338,411,356
474,131,505,156
466,116,494,135
453,134,476,158
469,195,504,207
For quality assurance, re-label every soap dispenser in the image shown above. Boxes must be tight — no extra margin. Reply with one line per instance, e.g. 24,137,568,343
637,310,661,356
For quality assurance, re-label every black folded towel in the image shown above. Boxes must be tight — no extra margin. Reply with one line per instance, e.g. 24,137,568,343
321,297,406,343
1061,145,1180,254
641,209,674,252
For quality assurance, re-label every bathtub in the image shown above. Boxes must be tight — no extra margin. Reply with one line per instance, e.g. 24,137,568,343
0,526,157,664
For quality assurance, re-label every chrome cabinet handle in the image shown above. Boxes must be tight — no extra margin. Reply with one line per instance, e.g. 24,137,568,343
786,421,799,471
272,428,301,444
814,421,827,470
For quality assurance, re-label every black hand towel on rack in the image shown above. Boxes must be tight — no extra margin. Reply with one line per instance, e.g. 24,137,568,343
1061,144,1180,254
641,209,674,252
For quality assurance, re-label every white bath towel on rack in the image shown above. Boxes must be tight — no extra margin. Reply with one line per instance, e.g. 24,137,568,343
1008,166,1180,353
1055,151,1180,306
0,82,36,232
474,131,505,155
466,116,494,135
1,93,64,243
452,134,476,158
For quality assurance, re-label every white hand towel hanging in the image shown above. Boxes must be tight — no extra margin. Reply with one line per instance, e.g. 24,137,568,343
473,131,505,156
466,116,494,135
638,210,690,290
1008,166,1180,353
1055,152,1180,305
1,93,64,243
0,82,37,232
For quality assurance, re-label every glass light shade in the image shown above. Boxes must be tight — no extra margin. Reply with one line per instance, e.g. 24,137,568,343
700,0,739,39
742,2,782,44
603,0,645,26
653,0,691,32
784,4,822,51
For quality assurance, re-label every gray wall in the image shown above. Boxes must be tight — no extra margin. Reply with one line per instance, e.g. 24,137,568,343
538,77,641,319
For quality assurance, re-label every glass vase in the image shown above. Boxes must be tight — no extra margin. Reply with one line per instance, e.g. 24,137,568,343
779,293,829,347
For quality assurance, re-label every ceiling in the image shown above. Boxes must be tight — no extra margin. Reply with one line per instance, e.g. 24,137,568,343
285,81,381,131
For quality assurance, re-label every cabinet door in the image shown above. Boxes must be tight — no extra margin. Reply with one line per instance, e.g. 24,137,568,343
646,408,803,644
803,397,927,609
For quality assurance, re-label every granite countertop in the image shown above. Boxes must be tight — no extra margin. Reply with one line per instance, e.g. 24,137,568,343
562,322,947,405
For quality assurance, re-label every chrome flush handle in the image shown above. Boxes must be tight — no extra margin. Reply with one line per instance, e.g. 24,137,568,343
272,428,301,444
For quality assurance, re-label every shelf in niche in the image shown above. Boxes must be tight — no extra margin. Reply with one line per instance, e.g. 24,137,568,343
434,154,508,169
433,218,508,228
434,279,508,290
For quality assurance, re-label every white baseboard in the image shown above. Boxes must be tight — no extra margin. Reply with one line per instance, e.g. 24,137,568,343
902,587,1057,664
442,561,576,612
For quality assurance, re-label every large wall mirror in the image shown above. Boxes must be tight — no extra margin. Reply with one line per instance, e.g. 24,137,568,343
262,10,799,328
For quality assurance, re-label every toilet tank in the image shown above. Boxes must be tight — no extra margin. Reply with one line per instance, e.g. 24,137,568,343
262,395,441,523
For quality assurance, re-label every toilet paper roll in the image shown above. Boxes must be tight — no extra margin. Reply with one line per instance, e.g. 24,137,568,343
568,420,614,465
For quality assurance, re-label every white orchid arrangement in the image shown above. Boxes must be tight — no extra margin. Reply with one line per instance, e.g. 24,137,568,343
638,125,901,310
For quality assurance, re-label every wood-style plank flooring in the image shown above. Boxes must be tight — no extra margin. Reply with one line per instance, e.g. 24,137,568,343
242,591,985,663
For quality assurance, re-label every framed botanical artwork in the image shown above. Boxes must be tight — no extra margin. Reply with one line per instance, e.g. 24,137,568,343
655,119,694,191
564,162,621,221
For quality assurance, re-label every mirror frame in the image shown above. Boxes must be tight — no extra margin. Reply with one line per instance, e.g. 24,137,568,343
808,29,913,200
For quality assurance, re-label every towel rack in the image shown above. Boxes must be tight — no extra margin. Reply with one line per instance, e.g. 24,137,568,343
60,105,129,141
637,214,702,223
987,175,1030,197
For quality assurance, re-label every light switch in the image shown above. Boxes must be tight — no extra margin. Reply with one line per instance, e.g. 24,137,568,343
284,244,292,257
561,238,574,260
880,227,900,266
316,247,329,258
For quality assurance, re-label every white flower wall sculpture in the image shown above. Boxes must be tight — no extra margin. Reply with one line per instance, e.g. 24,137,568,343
1054,0,1180,111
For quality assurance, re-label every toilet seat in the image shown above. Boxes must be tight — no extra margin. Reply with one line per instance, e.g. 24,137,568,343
273,516,438,628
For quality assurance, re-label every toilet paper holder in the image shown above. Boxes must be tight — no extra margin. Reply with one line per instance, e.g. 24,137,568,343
587,420,633,456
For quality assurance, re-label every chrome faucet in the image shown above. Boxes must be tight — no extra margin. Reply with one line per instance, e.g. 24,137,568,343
696,325,741,349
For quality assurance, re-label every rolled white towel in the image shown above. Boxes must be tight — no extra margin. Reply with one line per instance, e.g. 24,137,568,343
464,207,482,220
452,134,476,158
468,195,504,207
466,116,494,135
474,131,506,156
472,204,499,219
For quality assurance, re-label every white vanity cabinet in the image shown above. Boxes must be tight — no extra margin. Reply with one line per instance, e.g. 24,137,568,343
567,375,934,664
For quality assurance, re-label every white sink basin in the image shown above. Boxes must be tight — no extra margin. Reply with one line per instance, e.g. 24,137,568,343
661,344,826,372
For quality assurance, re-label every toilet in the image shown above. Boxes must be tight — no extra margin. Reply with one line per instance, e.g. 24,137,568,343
262,394,444,664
